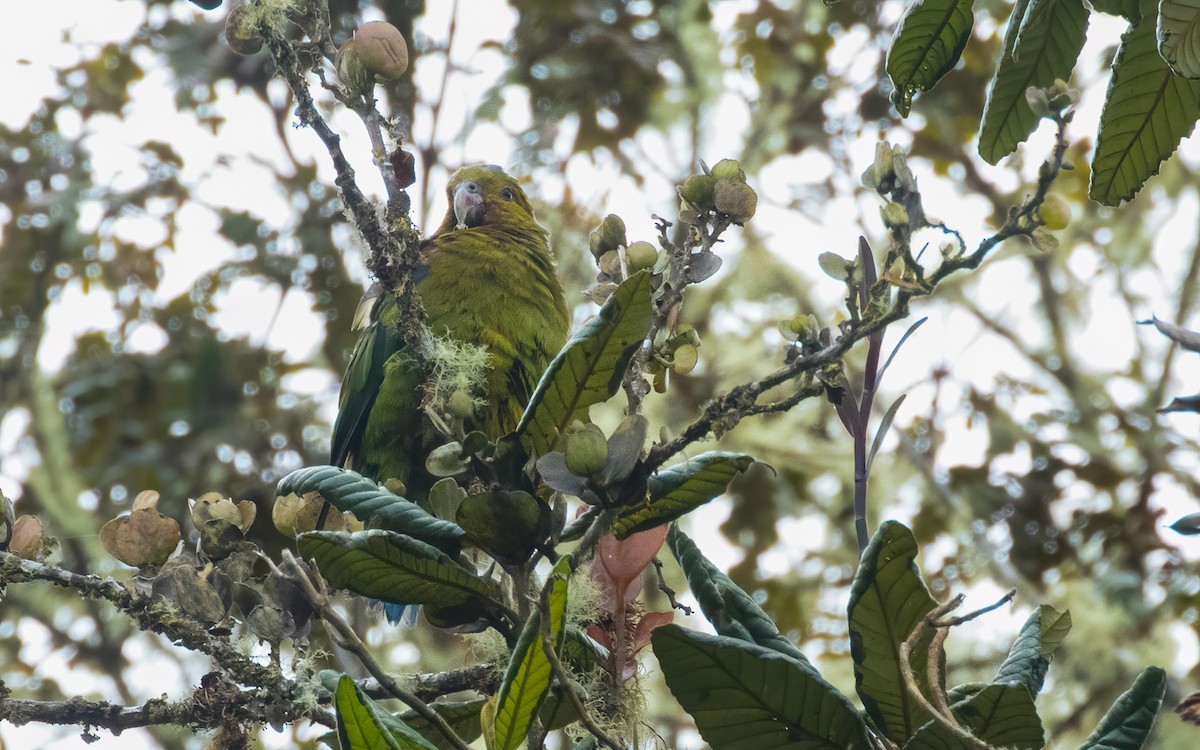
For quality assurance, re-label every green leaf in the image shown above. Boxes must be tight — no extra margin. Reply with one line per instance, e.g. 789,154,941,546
666,524,821,677
1159,0,1200,79
1079,667,1167,750
455,490,551,566
867,394,906,473
1091,0,1141,20
652,625,874,749
886,0,977,116
517,271,653,458
493,556,572,750
978,0,1089,164
298,530,492,609
1090,8,1200,205
398,699,487,750
847,521,943,744
992,605,1071,696
612,452,757,538
335,674,439,750
906,684,1044,750
278,466,463,553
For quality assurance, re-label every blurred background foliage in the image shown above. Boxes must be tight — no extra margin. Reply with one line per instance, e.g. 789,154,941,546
2,0,1200,748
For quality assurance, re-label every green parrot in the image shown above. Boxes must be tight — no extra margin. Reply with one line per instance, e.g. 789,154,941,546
330,166,569,620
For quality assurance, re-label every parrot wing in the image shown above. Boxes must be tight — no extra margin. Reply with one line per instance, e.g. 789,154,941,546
330,286,403,468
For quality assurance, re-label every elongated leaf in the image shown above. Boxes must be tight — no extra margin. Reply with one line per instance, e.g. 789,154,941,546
493,556,571,750
906,684,1044,750
652,625,874,750
978,0,1089,163
887,0,977,116
992,605,1071,697
298,530,492,608
278,466,463,553
398,699,487,750
1159,0,1200,79
867,394,906,473
1079,667,1166,750
847,521,942,744
612,452,757,538
336,675,439,750
667,524,820,677
1090,9,1200,205
517,271,653,458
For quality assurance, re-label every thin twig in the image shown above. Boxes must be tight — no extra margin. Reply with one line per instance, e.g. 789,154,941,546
280,552,472,750
650,557,691,615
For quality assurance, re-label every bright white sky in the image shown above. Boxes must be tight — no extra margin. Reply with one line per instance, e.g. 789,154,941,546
3,1,1200,748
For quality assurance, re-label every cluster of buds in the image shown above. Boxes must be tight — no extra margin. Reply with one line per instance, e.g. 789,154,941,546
584,214,665,305
678,159,758,225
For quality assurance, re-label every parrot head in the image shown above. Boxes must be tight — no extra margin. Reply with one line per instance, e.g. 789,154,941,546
436,164,539,234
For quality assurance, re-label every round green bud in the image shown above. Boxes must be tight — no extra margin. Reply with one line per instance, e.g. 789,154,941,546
626,241,658,272
713,179,757,223
1038,194,1070,230
590,214,627,259
679,174,716,210
564,424,609,476
225,6,263,56
448,390,475,419
336,39,374,98
672,343,698,375
709,158,744,181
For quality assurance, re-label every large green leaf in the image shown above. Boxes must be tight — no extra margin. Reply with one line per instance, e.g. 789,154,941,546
666,524,820,677
1159,0,1200,79
1079,667,1167,750
397,699,487,750
493,556,571,750
278,465,464,553
517,271,653,458
906,684,1044,750
612,452,756,538
298,529,492,608
1090,6,1200,205
335,675,439,750
847,521,942,744
887,0,977,116
652,625,874,750
978,0,1089,164
1092,0,1141,20
992,604,1071,697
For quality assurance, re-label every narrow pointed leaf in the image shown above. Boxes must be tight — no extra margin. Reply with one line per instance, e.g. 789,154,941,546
612,452,757,538
278,466,463,553
667,524,820,677
847,521,943,744
336,674,439,750
398,699,487,750
1078,667,1166,750
906,684,1044,750
978,0,1089,163
518,271,653,458
652,625,874,750
298,530,492,608
493,556,571,750
887,0,977,116
1159,0,1200,79
867,394,906,473
992,605,1071,697
1090,11,1200,205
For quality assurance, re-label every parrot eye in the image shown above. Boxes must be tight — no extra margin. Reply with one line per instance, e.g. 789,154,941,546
500,188,515,201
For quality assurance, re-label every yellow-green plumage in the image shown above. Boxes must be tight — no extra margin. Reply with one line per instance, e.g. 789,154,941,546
331,165,569,503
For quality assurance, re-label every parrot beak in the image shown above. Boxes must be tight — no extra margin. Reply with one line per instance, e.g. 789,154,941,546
453,181,486,230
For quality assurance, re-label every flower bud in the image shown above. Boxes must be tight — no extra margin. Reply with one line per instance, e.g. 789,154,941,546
225,5,263,56
713,180,757,223
354,21,409,82
709,159,744,181
679,174,716,210
626,241,659,272
564,424,609,476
